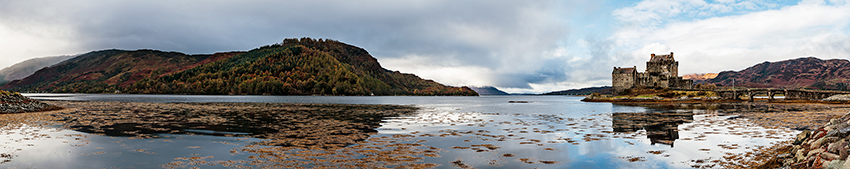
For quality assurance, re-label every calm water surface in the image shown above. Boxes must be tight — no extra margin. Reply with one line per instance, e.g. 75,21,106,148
3,94,795,168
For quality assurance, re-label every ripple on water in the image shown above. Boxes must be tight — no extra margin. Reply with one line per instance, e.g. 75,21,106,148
376,108,798,169
3,96,802,168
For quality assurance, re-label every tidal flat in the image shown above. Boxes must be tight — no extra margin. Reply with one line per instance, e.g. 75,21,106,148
0,97,841,168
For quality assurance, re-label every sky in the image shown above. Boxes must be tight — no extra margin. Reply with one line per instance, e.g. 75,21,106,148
1,0,850,93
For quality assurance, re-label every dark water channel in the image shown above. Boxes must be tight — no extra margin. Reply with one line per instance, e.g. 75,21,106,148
0,94,796,168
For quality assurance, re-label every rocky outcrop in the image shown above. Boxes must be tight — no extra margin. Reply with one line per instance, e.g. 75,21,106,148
782,111,850,168
0,92,58,113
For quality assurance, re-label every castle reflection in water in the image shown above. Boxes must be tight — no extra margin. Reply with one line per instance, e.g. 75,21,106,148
612,111,694,147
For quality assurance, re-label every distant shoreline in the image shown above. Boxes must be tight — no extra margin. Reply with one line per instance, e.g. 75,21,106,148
581,97,850,104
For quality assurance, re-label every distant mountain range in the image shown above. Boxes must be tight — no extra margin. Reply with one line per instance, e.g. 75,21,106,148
0,38,477,96
0,55,75,83
468,86,510,95
542,86,612,95
708,57,850,90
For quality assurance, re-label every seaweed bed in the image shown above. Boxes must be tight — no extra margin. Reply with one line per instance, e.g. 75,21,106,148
4,99,849,168
40,101,447,168
45,101,418,148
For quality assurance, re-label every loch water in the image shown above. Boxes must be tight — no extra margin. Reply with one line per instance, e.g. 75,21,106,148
1,94,796,168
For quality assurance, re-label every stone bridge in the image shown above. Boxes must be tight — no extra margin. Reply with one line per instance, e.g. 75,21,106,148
713,88,850,101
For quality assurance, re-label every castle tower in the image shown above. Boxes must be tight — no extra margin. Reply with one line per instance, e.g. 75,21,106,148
612,66,637,94
646,52,677,77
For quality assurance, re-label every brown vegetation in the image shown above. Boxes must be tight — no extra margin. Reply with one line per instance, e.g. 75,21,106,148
709,57,850,90
0,90,61,113
46,101,418,148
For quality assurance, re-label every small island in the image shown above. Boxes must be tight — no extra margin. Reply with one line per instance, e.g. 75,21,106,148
584,53,850,104
582,52,850,168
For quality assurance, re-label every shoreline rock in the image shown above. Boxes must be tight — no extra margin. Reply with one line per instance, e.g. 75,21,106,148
0,91,60,113
770,110,850,168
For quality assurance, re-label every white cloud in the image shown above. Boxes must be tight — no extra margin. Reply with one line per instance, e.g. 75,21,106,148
379,55,497,87
0,0,576,93
611,0,850,75
0,23,79,69
3,0,850,94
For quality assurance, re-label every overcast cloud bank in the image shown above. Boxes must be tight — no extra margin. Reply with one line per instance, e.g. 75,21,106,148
1,0,849,93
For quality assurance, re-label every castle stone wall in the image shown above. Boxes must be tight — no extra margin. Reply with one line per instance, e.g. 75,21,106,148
612,67,636,94
612,52,693,95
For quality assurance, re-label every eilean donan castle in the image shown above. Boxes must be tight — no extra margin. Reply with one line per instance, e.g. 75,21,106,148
612,52,693,94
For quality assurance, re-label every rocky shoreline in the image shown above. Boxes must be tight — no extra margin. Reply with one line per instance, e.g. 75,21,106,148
0,91,60,113
775,110,850,168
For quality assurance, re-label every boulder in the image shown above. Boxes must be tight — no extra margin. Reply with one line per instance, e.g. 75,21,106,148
796,130,812,145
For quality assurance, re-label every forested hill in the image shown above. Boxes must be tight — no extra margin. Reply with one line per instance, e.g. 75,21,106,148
542,86,612,95
126,38,477,95
1,49,239,93
2,38,478,96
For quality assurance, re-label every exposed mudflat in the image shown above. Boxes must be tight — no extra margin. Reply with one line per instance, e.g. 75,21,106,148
44,101,418,148
32,101,447,168
2,98,846,168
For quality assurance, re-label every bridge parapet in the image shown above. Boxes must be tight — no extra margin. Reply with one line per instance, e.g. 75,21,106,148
713,88,850,101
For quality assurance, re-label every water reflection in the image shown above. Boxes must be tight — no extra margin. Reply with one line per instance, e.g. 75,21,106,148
2,95,799,168
612,111,694,147
377,106,794,168
0,124,259,169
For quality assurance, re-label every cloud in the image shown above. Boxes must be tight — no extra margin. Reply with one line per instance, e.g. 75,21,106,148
612,0,850,75
2,0,849,94
0,0,580,93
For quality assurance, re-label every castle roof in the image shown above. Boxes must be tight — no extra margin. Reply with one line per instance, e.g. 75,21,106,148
649,52,675,62
613,67,636,74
